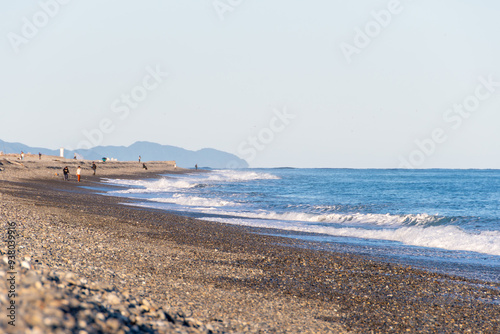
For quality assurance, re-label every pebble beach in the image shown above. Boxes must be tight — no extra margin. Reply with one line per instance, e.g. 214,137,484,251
0,154,499,333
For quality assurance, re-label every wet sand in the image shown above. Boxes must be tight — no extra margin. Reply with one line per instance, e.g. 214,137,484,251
0,156,499,333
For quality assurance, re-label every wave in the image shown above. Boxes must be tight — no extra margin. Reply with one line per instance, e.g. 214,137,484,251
200,217,500,256
206,170,280,182
104,169,500,256
148,194,239,208
104,178,195,194
127,198,500,256
129,194,451,227
104,170,279,194
197,208,446,227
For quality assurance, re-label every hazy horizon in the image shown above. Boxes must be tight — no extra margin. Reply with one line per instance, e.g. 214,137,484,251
2,138,500,170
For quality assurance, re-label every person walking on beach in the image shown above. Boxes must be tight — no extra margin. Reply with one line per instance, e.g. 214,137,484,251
76,166,81,182
139,155,141,163
63,166,69,181
195,164,198,170
39,152,42,160
20,151,24,161
91,162,97,175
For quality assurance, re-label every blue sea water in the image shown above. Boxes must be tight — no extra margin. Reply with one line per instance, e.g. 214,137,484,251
101,169,500,282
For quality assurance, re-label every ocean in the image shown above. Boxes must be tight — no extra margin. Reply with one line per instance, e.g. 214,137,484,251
101,168,500,283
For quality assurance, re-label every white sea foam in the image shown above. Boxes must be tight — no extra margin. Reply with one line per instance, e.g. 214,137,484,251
148,194,238,207
106,169,500,256
194,209,441,227
121,199,500,256
106,178,195,194
101,178,146,187
200,217,500,256
206,170,280,182
104,170,279,194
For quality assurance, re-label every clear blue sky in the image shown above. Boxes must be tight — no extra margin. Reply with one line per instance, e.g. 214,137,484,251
1,0,500,168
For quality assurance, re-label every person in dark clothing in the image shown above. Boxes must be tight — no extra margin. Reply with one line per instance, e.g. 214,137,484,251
143,163,147,170
63,166,69,181
91,162,97,175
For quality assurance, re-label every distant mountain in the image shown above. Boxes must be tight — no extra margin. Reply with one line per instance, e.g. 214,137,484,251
0,139,61,157
0,139,248,168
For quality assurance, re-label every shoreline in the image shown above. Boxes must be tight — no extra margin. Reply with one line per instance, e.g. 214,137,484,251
1,160,499,333
96,168,500,284
0,154,193,181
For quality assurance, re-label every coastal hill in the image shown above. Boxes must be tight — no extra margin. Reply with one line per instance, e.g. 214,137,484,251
0,139,248,169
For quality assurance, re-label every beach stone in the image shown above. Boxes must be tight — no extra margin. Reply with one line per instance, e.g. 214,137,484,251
77,319,87,328
26,313,44,327
105,317,121,331
106,293,121,305
63,315,76,329
22,270,39,285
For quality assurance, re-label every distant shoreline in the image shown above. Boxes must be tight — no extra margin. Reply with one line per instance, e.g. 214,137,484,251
0,138,249,169
0,153,195,182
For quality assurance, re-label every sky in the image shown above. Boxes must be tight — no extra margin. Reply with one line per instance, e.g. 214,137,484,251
1,0,500,168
